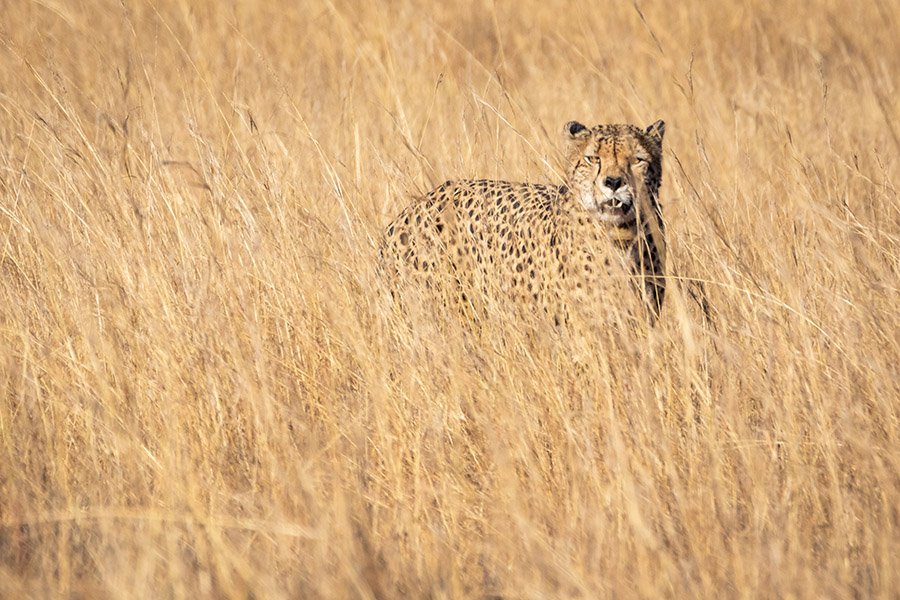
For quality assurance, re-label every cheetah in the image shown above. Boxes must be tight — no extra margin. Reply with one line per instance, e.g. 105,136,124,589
379,120,667,325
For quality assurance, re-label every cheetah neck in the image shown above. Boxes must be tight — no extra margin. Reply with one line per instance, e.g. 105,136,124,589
607,224,637,242
560,185,666,272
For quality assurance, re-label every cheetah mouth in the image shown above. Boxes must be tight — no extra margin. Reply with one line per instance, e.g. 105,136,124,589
597,198,635,224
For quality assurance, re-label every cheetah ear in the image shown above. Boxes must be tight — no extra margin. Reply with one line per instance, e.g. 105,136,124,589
564,121,590,140
645,120,666,143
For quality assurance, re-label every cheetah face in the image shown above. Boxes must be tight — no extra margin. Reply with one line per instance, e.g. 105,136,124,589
564,120,665,226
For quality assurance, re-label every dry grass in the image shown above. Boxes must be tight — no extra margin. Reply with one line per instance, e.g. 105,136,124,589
1,0,898,597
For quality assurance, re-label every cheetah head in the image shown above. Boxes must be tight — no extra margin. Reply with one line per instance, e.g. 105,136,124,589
564,120,665,226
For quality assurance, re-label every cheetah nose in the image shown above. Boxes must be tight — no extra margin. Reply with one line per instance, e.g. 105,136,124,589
603,176,624,191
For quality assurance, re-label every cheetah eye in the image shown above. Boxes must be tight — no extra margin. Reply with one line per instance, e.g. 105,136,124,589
583,155,600,166
634,156,649,165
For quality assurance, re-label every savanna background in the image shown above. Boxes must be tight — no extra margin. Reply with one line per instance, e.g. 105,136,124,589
1,0,898,597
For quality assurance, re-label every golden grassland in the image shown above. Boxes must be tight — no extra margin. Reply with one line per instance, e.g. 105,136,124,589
1,0,898,597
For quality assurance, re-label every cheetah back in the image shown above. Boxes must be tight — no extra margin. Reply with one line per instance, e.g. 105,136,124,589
380,178,640,322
